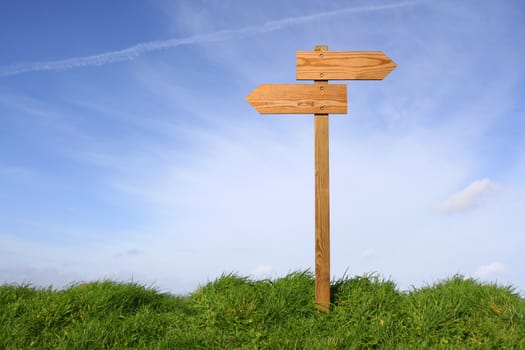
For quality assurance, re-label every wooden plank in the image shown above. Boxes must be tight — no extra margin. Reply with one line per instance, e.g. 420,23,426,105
296,51,396,80
246,84,347,114
314,45,331,313
315,114,330,312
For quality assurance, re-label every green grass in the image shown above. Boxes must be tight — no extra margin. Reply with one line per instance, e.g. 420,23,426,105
1,272,524,349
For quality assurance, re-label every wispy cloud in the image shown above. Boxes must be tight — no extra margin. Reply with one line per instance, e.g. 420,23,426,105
438,178,501,214
474,262,506,279
251,264,274,278
360,248,378,259
0,0,424,77
0,164,33,178
114,249,143,258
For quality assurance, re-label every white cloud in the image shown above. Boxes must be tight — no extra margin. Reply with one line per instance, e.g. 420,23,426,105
114,249,143,258
438,178,501,214
474,262,506,279
251,264,274,278
0,0,424,76
360,248,378,258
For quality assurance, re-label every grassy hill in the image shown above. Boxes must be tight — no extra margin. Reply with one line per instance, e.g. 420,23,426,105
1,271,524,349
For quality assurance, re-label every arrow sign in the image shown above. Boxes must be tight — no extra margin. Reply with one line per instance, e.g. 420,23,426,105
296,51,396,80
245,45,396,312
246,84,347,114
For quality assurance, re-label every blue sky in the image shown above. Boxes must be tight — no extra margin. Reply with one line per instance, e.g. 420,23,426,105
1,0,524,295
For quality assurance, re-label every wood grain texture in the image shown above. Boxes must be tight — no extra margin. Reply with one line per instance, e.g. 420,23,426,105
246,84,347,114
314,45,331,312
297,51,396,80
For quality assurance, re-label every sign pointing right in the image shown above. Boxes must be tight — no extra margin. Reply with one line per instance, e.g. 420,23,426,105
247,45,397,312
296,51,396,80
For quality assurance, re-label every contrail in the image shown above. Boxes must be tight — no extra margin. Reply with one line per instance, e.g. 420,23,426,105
0,1,423,77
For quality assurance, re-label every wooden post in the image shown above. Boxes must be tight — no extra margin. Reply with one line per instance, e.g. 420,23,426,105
246,45,396,313
314,45,330,312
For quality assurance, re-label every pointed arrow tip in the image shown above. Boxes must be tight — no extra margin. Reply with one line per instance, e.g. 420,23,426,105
382,52,397,78
246,90,255,104
246,86,260,110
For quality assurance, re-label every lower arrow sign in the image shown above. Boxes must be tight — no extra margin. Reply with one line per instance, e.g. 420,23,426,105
246,84,347,114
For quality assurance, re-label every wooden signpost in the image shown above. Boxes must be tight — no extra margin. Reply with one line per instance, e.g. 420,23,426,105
246,45,396,312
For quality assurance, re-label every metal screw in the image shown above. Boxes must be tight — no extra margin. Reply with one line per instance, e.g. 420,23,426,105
320,86,324,91
319,53,324,58
320,73,324,78
320,106,325,111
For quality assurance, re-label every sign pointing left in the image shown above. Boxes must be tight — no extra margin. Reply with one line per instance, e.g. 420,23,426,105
246,84,347,114
246,45,396,312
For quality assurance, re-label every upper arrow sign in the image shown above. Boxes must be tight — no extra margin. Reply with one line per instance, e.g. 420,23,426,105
296,51,396,80
246,83,347,114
